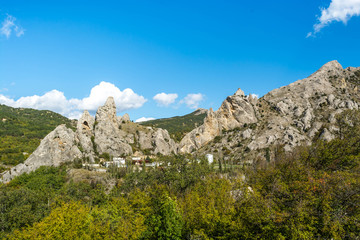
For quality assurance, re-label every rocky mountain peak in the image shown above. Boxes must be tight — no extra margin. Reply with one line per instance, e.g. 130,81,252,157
180,60,360,157
309,60,344,81
105,96,116,107
319,60,343,71
96,96,117,124
235,88,245,97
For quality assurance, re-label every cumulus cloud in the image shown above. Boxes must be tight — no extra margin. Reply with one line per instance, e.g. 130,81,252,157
153,92,178,107
77,81,147,112
135,117,156,123
0,81,147,119
1,15,24,38
180,93,205,109
308,0,360,37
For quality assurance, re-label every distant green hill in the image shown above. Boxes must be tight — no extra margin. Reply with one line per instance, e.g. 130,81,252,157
140,109,207,142
0,105,75,168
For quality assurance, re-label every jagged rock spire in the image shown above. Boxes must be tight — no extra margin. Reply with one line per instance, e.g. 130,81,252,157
235,88,245,97
96,97,117,123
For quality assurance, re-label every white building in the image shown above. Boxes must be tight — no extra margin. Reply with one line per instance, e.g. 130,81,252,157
206,154,214,164
104,157,126,168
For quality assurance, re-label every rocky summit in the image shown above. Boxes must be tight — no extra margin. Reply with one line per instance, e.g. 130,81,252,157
2,60,360,182
180,60,360,159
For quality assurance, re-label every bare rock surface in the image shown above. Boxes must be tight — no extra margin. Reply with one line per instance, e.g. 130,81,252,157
179,60,360,158
179,88,258,153
2,125,82,182
94,97,132,157
77,110,95,162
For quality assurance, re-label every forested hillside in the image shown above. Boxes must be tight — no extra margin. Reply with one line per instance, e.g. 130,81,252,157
140,109,207,141
0,105,75,168
1,109,359,239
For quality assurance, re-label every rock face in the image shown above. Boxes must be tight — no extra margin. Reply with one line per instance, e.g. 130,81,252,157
77,110,95,162
180,60,360,158
94,97,132,157
179,88,258,153
137,128,177,155
1,97,178,183
2,125,82,182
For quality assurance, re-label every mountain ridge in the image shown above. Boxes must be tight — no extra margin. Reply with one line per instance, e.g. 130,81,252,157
179,60,360,160
2,60,360,182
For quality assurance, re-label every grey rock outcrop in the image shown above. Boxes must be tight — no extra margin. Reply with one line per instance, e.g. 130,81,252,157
1,125,82,182
152,128,177,155
122,113,130,122
117,113,130,125
92,98,177,156
179,88,258,153
94,97,132,157
1,97,178,183
77,110,95,162
179,60,360,158
135,127,177,155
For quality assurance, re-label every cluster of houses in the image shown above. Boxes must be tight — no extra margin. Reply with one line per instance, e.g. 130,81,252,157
82,154,214,172
103,157,158,168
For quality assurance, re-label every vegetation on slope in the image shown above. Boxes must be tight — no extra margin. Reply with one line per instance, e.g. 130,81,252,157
0,105,75,168
140,109,207,142
1,109,359,239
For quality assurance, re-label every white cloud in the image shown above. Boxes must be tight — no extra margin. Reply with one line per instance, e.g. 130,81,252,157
153,92,178,107
1,15,24,38
180,93,204,109
135,117,156,123
77,81,147,112
308,0,360,37
0,81,147,119
249,93,259,99
0,94,15,106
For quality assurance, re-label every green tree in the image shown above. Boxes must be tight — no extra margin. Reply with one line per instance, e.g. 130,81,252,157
142,186,183,240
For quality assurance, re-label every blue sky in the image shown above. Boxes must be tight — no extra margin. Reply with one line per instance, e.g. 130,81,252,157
1,0,360,121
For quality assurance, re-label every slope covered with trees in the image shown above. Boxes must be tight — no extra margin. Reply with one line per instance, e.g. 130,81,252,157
0,105,75,168
1,110,359,239
140,109,207,142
